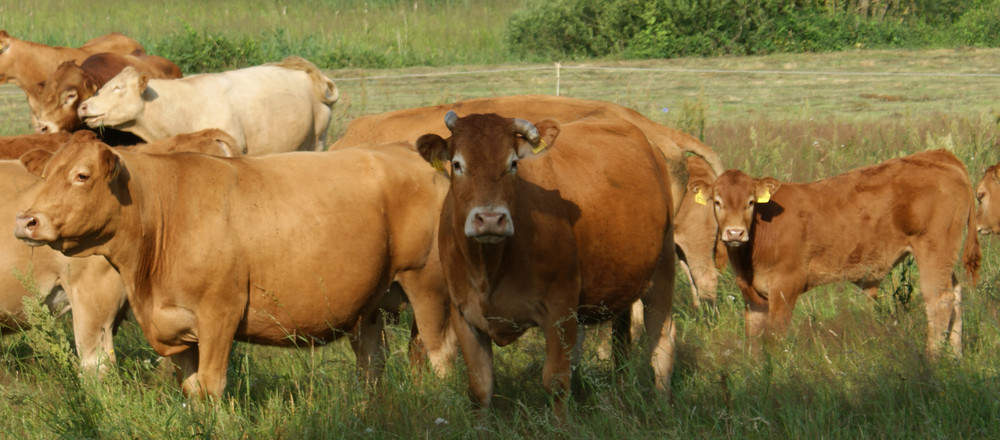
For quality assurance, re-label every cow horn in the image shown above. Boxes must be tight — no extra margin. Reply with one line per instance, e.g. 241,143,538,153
444,111,458,131
513,118,540,145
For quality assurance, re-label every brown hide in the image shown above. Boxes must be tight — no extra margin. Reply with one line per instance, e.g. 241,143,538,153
674,156,727,310
0,31,143,127
15,136,451,398
975,164,1000,235
333,94,724,215
36,52,182,133
0,132,71,158
709,149,980,358
416,113,676,418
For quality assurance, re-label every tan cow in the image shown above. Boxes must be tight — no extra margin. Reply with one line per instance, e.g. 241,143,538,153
974,163,1000,235
0,31,144,126
77,56,339,155
704,149,979,358
14,133,453,398
416,112,676,419
332,94,723,215
35,51,183,134
0,129,240,376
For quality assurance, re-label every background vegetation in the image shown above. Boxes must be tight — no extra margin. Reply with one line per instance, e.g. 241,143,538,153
0,1,999,438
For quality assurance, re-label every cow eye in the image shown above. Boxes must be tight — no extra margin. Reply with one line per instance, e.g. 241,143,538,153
74,173,90,183
508,158,518,174
977,191,986,202
452,161,463,175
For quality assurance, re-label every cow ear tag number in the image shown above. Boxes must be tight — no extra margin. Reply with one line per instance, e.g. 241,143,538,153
756,189,771,204
531,139,548,155
694,189,708,206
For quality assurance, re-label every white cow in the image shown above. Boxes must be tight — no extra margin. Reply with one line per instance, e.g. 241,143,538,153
77,56,338,155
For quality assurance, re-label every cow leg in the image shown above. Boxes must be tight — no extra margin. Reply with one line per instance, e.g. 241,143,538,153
542,313,578,422
679,259,701,310
65,263,127,377
643,231,676,394
170,347,200,396
451,305,494,412
350,308,389,386
743,292,768,352
395,268,458,378
765,284,802,337
913,253,962,359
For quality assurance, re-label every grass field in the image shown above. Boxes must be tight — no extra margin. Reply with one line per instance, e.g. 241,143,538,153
2,2,1000,438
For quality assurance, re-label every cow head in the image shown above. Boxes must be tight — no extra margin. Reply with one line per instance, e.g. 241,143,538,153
15,130,127,256
0,31,13,83
416,112,559,244
975,164,1000,235
36,61,99,134
705,169,780,247
78,66,148,129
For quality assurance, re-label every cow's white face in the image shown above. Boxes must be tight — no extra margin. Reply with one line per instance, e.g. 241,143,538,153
78,66,147,129
976,165,1000,235
710,170,779,247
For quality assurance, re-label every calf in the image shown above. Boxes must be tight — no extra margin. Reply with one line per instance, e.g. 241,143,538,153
702,149,979,358
416,112,676,419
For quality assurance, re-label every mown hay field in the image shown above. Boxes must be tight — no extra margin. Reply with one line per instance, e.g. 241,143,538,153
1,7,1000,438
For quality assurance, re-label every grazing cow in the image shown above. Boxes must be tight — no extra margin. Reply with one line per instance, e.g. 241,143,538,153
77,56,339,155
0,129,240,376
34,51,183,134
676,156,728,311
15,132,453,398
0,31,144,126
332,94,723,214
416,112,676,419
704,149,979,358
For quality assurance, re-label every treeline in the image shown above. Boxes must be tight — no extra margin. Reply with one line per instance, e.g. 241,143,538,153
505,0,1000,60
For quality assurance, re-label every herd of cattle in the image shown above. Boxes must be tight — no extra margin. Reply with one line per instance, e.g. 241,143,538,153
0,31,992,418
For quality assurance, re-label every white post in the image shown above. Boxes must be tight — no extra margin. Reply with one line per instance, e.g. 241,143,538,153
555,62,561,96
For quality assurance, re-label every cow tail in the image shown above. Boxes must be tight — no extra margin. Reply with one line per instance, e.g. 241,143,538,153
963,196,982,285
271,55,339,106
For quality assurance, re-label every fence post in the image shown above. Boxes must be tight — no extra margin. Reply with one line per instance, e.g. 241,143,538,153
555,62,561,96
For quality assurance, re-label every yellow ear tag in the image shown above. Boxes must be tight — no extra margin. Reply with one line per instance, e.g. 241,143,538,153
430,158,446,173
694,189,708,206
756,189,771,204
531,139,548,155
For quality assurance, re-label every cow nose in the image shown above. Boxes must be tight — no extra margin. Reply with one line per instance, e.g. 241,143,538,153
465,206,515,242
722,227,747,244
78,102,88,115
14,213,39,239
475,212,508,233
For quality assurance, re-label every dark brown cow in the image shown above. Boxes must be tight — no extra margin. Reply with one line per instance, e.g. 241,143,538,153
35,51,182,134
14,132,453,398
705,149,979,358
0,31,144,127
416,112,676,419
333,94,724,215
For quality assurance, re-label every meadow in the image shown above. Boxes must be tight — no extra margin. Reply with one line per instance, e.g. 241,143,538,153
2,2,1000,439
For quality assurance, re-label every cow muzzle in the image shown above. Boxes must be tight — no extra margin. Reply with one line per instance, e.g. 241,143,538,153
721,227,749,247
465,206,514,243
14,212,49,247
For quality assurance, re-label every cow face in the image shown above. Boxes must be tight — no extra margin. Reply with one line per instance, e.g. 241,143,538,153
0,31,13,83
975,164,1000,235
708,169,780,247
14,131,125,256
77,66,148,129
416,112,559,244
36,62,98,134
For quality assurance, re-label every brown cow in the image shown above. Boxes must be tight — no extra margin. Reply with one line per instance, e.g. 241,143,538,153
705,149,979,358
35,51,183,134
333,94,723,215
0,129,240,376
676,155,728,311
14,132,453,398
416,112,676,419
974,163,1000,235
0,31,144,126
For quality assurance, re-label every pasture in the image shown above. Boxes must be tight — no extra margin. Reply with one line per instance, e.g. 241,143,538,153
2,4,1000,438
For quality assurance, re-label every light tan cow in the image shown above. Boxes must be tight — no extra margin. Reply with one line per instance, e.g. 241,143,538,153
416,112,676,419
35,51,183,134
15,134,453,398
706,149,979,358
0,31,145,127
77,56,339,155
332,94,723,215
0,129,240,375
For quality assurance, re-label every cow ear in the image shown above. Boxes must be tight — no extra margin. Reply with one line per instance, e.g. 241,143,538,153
687,179,711,206
19,149,53,178
990,165,1000,184
101,147,123,183
515,119,560,158
416,134,451,174
755,177,780,203
72,130,98,142
138,72,150,91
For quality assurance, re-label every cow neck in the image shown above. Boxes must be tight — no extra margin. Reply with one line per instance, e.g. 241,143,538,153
122,83,176,142
450,210,508,297
4,40,69,88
